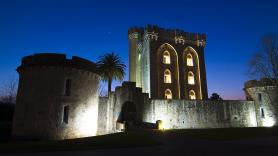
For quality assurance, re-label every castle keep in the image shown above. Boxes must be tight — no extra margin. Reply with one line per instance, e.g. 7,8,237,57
128,25,208,100
12,25,278,140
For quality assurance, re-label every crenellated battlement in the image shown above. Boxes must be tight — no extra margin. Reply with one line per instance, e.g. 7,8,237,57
128,27,144,35
128,24,206,41
244,78,277,89
115,81,144,94
144,24,206,41
17,53,98,73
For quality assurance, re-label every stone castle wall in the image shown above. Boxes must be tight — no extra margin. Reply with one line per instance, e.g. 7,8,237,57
97,82,149,135
13,54,100,140
142,100,257,129
98,81,259,134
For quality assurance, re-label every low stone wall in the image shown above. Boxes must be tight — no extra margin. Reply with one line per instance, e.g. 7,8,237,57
142,100,257,129
97,81,259,134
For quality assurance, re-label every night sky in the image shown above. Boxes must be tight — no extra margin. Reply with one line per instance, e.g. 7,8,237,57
1,0,278,99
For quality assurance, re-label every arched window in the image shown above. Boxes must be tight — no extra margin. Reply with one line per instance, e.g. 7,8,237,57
164,69,171,83
163,51,170,64
165,89,172,99
189,90,196,100
188,71,195,85
187,54,193,66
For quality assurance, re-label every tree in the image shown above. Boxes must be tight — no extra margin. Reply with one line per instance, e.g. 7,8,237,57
97,52,126,96
248,34,278,120
209,93,223,100
249,33,278,86
0,78,18,104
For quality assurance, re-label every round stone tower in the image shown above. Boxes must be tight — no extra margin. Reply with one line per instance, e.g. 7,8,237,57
12,53,100,140
244,78,278,127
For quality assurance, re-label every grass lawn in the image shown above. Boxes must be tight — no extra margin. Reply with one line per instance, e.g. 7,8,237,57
0,132,161,153
158,126,278,140
0,127,278,153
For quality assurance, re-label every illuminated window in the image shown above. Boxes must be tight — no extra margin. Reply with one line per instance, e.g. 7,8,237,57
65,79,71,96
63,105,69,124
163,51,170,64
138,53,141,61
164,69,171,83
187,54,193,66
189,90,196,100
188,72,195,84
165,89,172,99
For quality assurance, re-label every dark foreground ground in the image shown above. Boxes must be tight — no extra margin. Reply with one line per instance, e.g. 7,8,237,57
1,127,278,156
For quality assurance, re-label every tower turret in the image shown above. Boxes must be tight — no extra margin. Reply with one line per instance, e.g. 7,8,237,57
12,53,100,140
244,78,278,127
128,27,144,87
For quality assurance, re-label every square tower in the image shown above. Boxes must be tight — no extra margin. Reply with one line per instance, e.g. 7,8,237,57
128,25,208,100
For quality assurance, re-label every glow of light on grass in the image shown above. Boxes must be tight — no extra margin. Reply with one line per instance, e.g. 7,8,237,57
263,118,275,127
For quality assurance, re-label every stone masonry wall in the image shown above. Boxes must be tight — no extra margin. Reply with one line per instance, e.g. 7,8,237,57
142,100,257,129
98,81,258,134
97,82,149,134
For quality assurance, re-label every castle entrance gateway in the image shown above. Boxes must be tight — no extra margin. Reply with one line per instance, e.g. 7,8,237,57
118,101,137,131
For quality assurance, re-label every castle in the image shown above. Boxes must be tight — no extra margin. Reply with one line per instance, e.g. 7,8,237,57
12,25,278,140
128,25,208,99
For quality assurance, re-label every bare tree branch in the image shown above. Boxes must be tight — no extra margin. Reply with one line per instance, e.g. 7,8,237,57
0,78,18,104
249,33,278,87
248,33,278,118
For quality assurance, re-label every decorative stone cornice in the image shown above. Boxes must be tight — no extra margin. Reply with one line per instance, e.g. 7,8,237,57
244,78,278,89
146,31,158,41
128,32,139,40
197,40,206,47
175,35,206,47
17,53,98,74
175,35,185,45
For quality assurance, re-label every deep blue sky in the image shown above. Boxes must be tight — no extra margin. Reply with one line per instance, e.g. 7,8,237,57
1,0,278,99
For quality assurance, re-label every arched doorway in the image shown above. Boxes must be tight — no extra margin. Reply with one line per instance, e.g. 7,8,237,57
118,101,137,131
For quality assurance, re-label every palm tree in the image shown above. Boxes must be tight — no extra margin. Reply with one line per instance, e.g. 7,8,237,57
97,52,126,96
